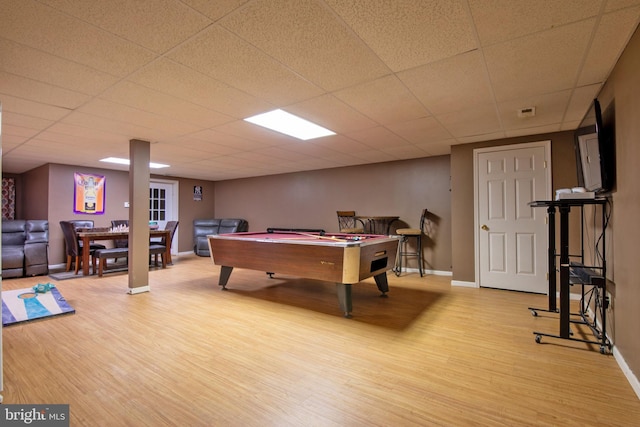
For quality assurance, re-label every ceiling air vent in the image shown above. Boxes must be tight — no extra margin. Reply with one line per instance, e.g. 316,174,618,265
517,107,536,118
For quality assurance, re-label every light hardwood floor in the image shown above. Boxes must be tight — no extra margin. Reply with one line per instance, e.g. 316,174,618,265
2,254,639,426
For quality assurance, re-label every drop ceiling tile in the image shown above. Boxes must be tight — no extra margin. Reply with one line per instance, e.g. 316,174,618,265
149,143,217,164
2,111,54,130
470,0,601,46
219,0,389,91
577,7,640,86
380,144,431,160
191,127,279,151
565,84,602,123
456,131,506,144
334,75,430,125
168,25,324,105
252,145,316,161
60,111,172,142
163,135,244,156
129,58,271,118
77,99,201,136
484,19,594,101
281,140,341,159
414,139,455,156
205,120,298,146
352,150,399,164
345,126,411,149
100,81,233,128
307,134,373,154
0,71,90,109
606,0,640,12
0,95,73,122
326,0,477,71
398,50,494,115
39,0,212,53
0,0,156,76
1,134,29,150
43,122,139,146
1,124,42,139
180,0,250,21
498,90,572,131
287,94,377,134
229,151,286,165
0,39,119,95
436,104,501,138
504,123,562,138
387,116,453,144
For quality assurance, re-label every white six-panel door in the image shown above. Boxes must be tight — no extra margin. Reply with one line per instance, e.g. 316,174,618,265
149,180,179,254
475,142,551,293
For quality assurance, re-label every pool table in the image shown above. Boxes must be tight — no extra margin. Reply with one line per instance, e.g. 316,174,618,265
207,230,399,317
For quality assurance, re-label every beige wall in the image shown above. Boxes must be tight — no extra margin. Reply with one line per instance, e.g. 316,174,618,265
39,164,217,264
214,156,453,272
450,131,579,283
450,24,640,384
603,25,640,380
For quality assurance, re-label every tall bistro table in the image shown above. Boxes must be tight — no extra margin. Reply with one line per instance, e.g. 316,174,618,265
354,215,400,235
76,229,171,276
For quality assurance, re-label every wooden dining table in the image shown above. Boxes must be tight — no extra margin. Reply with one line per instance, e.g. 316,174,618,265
76,229,171,276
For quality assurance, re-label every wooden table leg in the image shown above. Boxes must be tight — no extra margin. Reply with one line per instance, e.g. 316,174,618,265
82,236,91,276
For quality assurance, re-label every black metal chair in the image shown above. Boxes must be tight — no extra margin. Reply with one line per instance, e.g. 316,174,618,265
394,209,428,277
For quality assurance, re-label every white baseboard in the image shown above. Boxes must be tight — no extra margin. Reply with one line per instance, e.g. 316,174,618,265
451,280,477,288
614,346,640,400
127,285,150,295
395,268,452,277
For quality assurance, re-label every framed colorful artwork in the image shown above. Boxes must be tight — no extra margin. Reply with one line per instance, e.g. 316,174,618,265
74,173,105,214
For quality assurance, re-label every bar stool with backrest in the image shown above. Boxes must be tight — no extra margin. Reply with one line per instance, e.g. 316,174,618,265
394,209,428,277
336,211,366,234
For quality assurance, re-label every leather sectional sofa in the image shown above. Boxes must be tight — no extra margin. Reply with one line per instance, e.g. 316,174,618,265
193,218,248,257
2,219,49,278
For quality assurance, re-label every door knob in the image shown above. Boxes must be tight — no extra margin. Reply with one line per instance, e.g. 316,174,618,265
481,224,489,231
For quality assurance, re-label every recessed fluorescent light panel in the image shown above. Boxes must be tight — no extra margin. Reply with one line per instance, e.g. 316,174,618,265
100,157,169,169
244,109,335,140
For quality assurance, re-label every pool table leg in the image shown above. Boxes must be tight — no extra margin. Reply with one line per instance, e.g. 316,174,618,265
219,266,234,289
336,283,353,318
373,272,389,297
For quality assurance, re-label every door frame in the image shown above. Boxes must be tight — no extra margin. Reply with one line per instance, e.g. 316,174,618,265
150,178,179,255
473,140,552,288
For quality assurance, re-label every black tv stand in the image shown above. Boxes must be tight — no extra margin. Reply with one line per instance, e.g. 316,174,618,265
528,198,611,354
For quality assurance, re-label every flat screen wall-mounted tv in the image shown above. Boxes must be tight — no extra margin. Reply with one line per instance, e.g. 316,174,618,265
574,98,616,194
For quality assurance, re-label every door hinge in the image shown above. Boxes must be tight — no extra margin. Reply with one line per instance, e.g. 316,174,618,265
543,160,547,168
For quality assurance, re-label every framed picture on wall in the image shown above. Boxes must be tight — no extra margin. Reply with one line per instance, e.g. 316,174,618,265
74,173,105,214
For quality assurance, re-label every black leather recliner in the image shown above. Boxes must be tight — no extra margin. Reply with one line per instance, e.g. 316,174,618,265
1,219,49,278
193,218,248,257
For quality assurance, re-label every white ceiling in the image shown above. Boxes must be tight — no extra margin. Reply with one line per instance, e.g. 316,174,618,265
1,0,639,181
